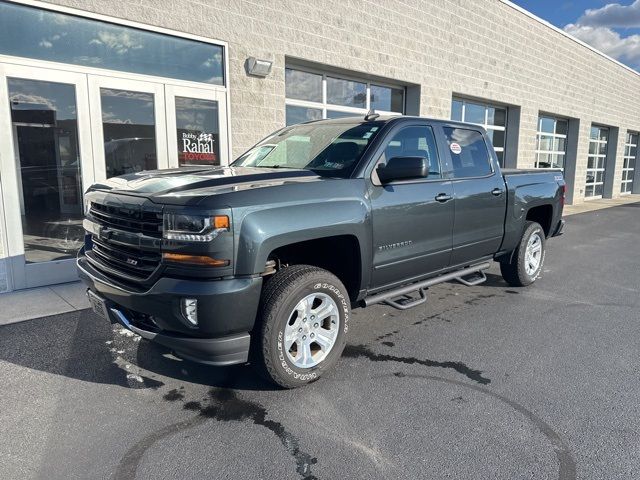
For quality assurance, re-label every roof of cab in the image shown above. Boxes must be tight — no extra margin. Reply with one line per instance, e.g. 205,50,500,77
298,114,486,131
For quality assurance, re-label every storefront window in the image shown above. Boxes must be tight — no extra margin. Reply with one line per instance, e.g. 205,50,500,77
370,85,404,112
0,1,224,85
101,88,157,178
285,67,405,126
175,97,220,166
8,78,84,263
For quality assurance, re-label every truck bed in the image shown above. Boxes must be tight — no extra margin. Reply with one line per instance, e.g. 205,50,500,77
502,168,562,175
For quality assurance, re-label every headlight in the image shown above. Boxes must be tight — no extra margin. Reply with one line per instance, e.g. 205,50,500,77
84,196,92,215
163,213,229,242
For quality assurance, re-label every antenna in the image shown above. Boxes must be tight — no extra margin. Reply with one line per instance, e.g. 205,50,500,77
364,109,380,121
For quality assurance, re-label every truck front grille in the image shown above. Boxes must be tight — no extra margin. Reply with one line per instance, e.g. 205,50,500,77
89,237,161,280
90,202,163,237
86,200,163,283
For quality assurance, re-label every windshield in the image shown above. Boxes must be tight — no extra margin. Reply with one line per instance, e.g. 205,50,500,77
232,122,382,178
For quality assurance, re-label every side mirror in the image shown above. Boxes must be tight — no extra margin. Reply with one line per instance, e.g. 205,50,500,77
376,156,429,184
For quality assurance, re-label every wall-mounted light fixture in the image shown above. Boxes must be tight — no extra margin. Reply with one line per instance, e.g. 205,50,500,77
246,57,273,77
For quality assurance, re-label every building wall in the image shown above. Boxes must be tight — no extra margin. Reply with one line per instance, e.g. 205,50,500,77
34,0,640,205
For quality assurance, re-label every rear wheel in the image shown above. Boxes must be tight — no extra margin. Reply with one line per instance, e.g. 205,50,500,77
256,265,350,388
500,221,546,287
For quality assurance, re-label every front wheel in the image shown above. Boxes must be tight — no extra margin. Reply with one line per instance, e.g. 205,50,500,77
500,221,546,287
256,265,350,388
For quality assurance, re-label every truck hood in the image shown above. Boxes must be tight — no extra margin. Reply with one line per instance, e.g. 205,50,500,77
89,166,322,204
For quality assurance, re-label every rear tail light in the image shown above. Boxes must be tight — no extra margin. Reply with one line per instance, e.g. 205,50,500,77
560,184,566,207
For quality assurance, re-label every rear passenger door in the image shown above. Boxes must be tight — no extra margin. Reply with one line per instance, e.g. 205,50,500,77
369,123,454,289
442,126,506,266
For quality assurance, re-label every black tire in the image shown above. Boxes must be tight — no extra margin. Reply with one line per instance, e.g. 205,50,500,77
255,265,350,388
500,221,546,287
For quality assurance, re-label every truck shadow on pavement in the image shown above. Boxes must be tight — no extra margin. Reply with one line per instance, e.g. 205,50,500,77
0,273,523,394
0,308,273,391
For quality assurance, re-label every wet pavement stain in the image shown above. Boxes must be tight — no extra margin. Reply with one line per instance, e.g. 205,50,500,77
464,293,498,306
343,344,491,385
198,389,318,479
116,388,318,480
163,389,185,401
184,401,201,411
381,341,395,347
375,330,399,341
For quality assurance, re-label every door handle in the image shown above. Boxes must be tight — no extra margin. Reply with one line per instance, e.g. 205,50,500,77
491,188,504,196
435,193,453,203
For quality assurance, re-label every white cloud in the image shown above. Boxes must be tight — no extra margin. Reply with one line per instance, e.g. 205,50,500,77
577,0,640,28
39,40,53,49
564,3,640,70
90,31,143,55
9,93,56,111
564,24,640,67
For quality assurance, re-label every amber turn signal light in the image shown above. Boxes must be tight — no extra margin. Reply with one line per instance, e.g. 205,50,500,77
162,253,230,267
214,215,230,229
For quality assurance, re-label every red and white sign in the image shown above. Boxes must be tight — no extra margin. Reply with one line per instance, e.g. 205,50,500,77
450,142,462,155
180,132,216,164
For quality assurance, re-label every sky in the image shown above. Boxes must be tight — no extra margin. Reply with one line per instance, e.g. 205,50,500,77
512,0,640,72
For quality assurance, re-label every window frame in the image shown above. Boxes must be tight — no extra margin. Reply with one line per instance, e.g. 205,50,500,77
0,0,228,88
369,122,448,186
285,65,405,125
534,114,568,169
451,97,507,165
585,124,609,200
372,124,443,183
621,131,638,195
443,125,496,180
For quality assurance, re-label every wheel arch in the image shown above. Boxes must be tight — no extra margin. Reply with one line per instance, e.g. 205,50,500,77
266,235,363,302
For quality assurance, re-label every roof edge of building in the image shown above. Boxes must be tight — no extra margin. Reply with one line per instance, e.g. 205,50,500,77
500,0,640,78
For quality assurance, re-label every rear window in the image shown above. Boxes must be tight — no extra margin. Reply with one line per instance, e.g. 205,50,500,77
443,127,493,178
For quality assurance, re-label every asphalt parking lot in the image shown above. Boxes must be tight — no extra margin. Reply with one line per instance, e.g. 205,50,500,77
1,203,639,480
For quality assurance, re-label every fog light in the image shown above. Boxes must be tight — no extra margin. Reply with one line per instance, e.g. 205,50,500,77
181,298,198,326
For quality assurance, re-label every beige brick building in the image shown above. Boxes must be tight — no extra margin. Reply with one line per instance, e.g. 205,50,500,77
0,0,638,291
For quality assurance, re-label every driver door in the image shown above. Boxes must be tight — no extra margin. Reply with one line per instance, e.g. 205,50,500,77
369,123,454,290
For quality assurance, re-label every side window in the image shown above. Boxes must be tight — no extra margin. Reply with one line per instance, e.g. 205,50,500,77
443,127,493,178
381,125,441,179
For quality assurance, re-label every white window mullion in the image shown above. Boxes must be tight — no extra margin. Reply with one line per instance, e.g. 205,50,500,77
365,84,371,110
322,74,327,118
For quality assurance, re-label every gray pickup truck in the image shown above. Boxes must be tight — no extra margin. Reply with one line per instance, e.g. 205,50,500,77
78,115,565,387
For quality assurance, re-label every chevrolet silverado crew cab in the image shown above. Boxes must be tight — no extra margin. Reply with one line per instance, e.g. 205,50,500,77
78,114,565,388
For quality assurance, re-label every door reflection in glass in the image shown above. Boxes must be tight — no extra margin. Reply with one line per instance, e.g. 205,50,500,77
100,88,157,177
175,97,219,166
8,78,84,263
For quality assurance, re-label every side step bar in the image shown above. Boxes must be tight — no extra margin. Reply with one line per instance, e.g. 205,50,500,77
363,262,491,309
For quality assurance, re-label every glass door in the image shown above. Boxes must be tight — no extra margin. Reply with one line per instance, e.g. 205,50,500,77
0,64,93,289
88,76,168,180
165,85,229,167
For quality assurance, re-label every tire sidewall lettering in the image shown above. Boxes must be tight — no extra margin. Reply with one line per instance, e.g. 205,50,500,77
527,227,545,281
275,281,349,380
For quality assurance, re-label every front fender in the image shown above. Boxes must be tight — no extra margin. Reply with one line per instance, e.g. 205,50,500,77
234,199,371,281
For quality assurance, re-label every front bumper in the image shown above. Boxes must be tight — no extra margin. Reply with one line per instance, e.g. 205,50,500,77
78,254,263,366
108,307,250,366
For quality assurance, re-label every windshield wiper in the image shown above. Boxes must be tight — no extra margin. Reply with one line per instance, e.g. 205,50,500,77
257,164,304,170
